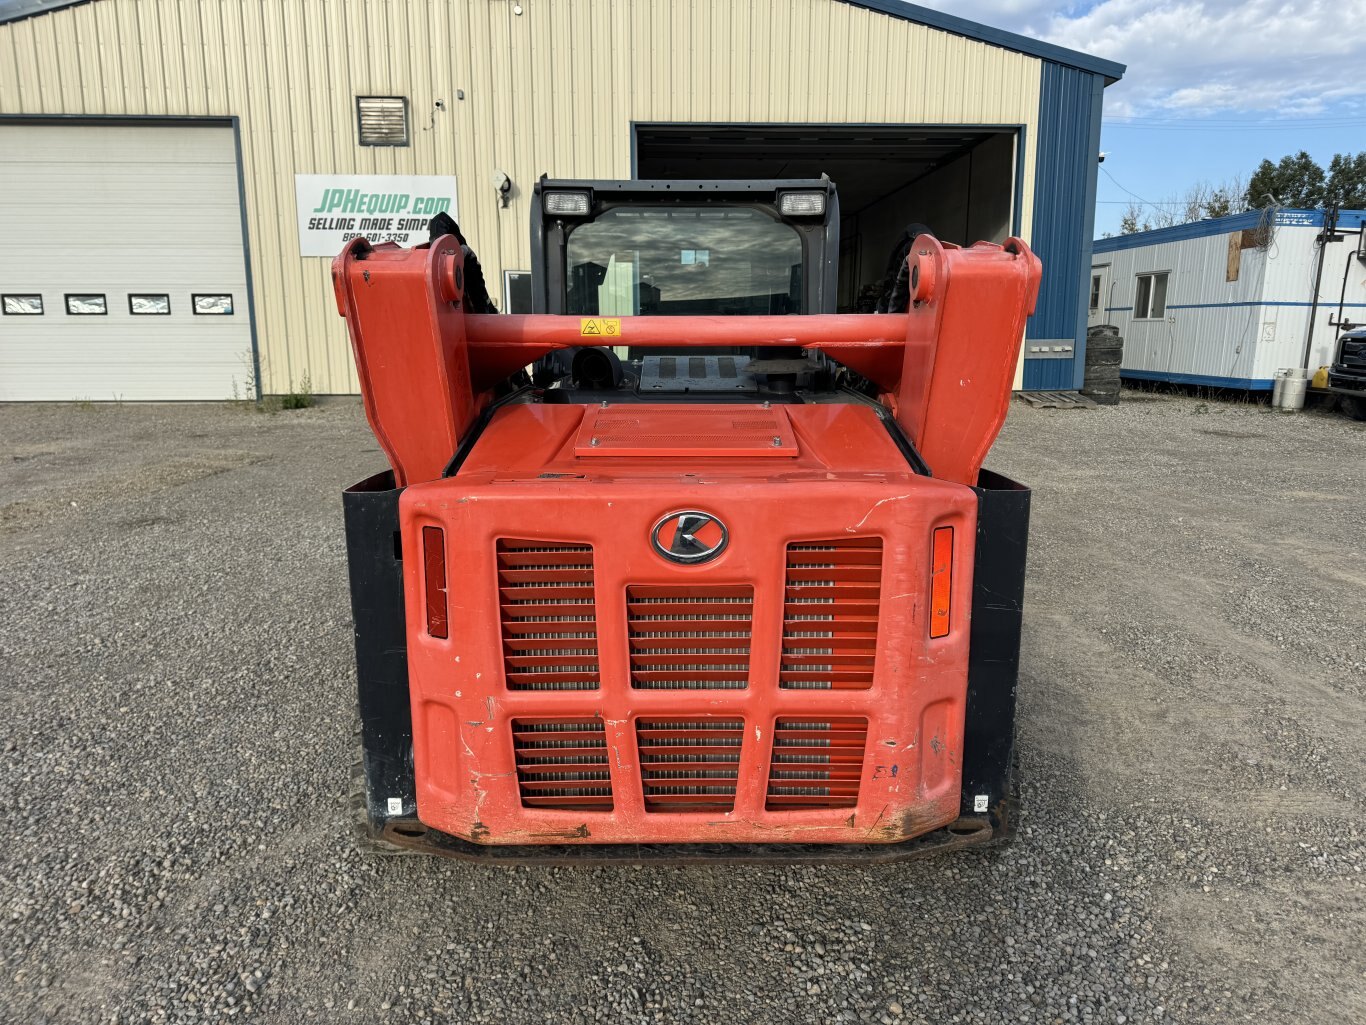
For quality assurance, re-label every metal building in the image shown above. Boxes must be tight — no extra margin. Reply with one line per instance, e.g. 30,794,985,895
1091,209,1366,390
0,0,1122,401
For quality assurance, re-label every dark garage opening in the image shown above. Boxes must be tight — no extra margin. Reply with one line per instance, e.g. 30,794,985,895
635,124,1019,313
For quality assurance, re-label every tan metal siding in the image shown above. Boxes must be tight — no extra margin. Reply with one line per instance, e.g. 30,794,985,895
0,0,1042,395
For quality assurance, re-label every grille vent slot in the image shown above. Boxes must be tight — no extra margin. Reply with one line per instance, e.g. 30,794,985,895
512,719,612,810
498,540,599,691
636,718,744,812
765,717,868,809
627,585,752,689
782,539,882,689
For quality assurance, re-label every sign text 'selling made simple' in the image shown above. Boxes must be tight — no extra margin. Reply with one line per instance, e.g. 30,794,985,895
294,174,458,256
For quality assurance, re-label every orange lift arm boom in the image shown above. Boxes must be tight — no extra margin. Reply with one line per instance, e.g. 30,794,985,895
333,233,1041,487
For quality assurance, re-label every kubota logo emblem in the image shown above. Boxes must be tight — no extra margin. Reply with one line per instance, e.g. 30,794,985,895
651,511,728,564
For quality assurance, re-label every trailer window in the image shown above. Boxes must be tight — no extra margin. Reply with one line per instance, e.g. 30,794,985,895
1134,272,1168,320
565,206,804,316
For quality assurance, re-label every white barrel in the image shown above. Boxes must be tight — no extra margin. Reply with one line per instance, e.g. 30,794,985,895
1272,368,1290,407
1280,368,1308,412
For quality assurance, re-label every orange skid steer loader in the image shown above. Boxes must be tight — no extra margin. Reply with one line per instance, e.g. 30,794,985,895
335,178,1041,862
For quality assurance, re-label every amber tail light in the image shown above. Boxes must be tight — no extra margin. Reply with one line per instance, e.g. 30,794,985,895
422,526,448,638
930,526,953,639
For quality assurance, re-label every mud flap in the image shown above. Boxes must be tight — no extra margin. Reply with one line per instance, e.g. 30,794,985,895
342,471,417,837
959,468,1031,835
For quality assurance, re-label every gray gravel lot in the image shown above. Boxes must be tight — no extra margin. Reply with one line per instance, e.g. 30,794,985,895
1,393,1363,1025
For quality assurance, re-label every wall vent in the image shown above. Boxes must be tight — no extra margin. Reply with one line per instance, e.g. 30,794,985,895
356,96,409,147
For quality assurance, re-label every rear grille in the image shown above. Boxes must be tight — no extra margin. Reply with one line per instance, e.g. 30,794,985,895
497,540,599,690
512,719,613,810
766,717,869,809
636,718,743,812
627,585,753,689
781,539,882,689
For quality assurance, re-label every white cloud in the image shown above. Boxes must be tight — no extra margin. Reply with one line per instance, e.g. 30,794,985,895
916,0,1366,116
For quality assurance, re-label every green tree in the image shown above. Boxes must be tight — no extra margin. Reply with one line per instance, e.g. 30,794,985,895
1326,152,1366,208
1204,187,1234,219
1245,151,1326,208
1115,178,1246,235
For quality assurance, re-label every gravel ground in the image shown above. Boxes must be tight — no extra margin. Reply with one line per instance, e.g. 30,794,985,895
1,392,1362,1025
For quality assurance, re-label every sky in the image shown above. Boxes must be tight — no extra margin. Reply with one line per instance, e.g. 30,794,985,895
918,0,1366,236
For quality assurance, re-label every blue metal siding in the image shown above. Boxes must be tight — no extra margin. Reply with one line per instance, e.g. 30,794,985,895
1022,358,1075,390
1027,62,1106,390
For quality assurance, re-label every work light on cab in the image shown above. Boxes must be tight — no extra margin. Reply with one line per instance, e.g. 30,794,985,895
543,190,591,216
777,190,827,217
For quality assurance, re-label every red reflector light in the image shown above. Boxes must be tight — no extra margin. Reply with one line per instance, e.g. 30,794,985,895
930,526,953,639
422,526,448,638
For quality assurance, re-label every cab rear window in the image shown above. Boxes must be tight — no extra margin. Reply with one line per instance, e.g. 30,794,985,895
565,206,803,316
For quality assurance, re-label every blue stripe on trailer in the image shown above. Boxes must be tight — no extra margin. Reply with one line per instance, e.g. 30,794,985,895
1120,368,1273,391
1163,301,1366,310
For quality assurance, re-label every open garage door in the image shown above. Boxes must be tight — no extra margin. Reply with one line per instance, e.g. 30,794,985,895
635,124,1019,314
0,120,253,401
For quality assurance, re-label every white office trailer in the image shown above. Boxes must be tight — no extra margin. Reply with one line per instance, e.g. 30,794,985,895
1089,208,1366,390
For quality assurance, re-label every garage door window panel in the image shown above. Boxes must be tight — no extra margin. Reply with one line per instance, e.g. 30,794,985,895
192,294,234,315
2,294,43,315
129,294,171,315
65,294,107,315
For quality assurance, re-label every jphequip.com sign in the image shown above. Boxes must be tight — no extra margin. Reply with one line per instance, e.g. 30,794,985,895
294,174,458,257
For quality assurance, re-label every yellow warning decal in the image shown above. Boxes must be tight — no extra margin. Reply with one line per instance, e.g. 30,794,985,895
579,317,621,338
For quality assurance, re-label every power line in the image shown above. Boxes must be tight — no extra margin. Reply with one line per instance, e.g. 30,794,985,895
1098,165,1156,207
1108,115,1366,125
1095,166,1222,224
1106,122,1363,132
1105,113,1366,133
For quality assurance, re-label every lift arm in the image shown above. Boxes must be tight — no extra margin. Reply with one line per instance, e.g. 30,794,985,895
332,234,1041,487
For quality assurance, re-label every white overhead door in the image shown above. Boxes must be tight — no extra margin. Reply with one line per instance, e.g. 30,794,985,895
0,121,252,401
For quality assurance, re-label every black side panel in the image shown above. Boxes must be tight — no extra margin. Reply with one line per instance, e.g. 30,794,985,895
342,471,415,828
960,469,1031,828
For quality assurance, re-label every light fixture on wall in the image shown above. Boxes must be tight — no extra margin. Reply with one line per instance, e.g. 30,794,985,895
491,169,513,208
423,99,446,132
